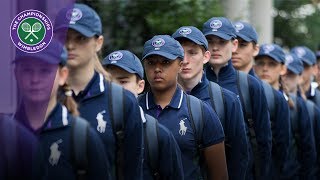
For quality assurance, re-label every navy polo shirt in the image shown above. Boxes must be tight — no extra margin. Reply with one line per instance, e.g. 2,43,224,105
73,71,144,179
305,85,320,108
313,105,320,178
290,95,317,179
0,114,40,180
139,86,224,180
249,68,291,179
189,73,249,180
15,103,110,180
205,61,272,179
141,112,184,180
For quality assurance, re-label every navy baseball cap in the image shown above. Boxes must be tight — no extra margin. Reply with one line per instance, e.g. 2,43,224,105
54,3,102,37
202,17,236,40
291,46,316,66
102,50,144,79
172,26,208,50
316,51,320,59
285,53,303,75
256,44,285,64
234,21,258,43
14,40,67,66
142,35,184,60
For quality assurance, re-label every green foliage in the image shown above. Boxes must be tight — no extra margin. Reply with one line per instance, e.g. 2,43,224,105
77,0,223,57
274,0,320,50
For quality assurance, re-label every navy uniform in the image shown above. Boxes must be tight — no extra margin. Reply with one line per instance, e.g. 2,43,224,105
283,52,317,179
172,26,249,180
0,114,40,180
13,42,110,180
291,46,320,109
102,50,184,179
253,44,292,179
140,35,225,180
54,4,144,179
203,17,272,180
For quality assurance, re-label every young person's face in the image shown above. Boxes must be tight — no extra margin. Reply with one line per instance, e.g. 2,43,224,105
301,64,313,83
206,35,238,67
178,40,210,81
316,60,320,83
143,55,182,92
254,56,286,86
64,29,103,69
106,66,145,97
15,59,68,103
232,38,259,70
282,71,300,93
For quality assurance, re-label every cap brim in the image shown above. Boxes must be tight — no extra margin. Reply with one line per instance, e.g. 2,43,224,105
175,36,208,50
204,31,232,40
54,24,96,37
103,63,143,79
142,51,180,61
301,58,313,66
13,54,62,65
287,65,300,75
256,54,282,63
236,33,254,43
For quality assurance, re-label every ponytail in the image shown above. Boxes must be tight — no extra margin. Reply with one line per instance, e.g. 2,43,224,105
58,83,80,116
94,53,111,81
279,76,295,109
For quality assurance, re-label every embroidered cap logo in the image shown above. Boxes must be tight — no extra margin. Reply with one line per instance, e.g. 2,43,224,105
179,27,192,37
152,38,165,50
67,8,82,24
263,44,275,54
210,20,222,32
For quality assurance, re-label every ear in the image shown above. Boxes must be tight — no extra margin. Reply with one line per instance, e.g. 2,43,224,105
231,39,238,53
253,43,260,57
280,64,287,76
137,79,145,95
58,66,69,86
203,50,210,64
95,35,104,52
178,60,183,73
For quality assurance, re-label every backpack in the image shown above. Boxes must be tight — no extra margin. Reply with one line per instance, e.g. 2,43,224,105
0,114,17,179
186,95,207,179
236,70,260,178
288,94,301,155
208,81,226,128
144,114,160,179
71,116,90,180
306,100,315,124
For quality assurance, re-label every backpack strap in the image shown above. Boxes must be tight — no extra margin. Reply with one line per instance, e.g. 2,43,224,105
144,114,160,179
288,94,300,152
306,100,315,125
109,82,125,180
208,82,225,128
186,95,205,178
314,89,320,107
236,71,261,178
261,81,275,120
1,114,17,179
72,116,89,180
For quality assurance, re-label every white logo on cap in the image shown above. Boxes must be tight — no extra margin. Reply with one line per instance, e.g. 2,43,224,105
179,27,192,36
295,47,306,58
263,45,275,54
152,38,165,50
66,8,82,24
210,20,222,31
109,51,123,61
285,54,294,66
234,23,244,31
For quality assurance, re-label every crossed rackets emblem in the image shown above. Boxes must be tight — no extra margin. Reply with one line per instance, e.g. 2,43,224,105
21,22,42,42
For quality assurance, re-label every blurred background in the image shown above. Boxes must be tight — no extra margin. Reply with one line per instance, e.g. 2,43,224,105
75,0,320,57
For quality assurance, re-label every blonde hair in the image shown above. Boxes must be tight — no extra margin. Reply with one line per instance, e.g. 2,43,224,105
94,53,111,81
